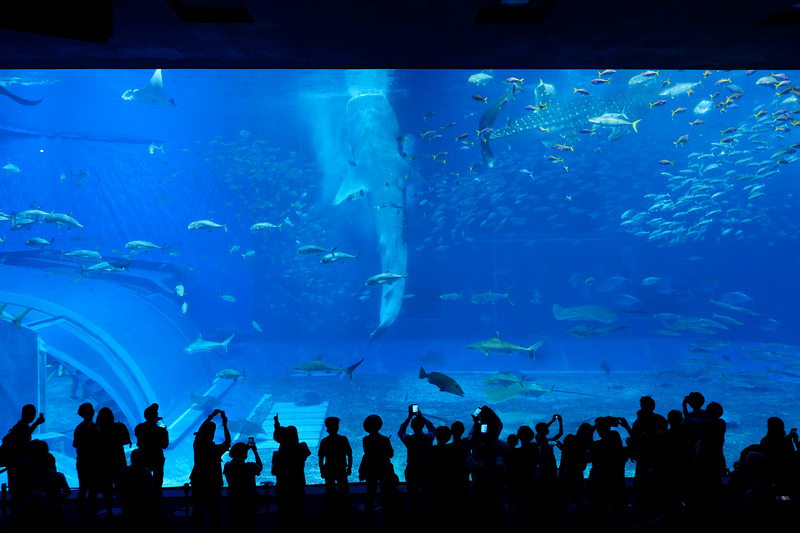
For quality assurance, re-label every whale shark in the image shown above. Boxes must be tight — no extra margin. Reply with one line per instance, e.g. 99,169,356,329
122,69,175,108
334,93,412,343
0,86,42,106
480,78,661,167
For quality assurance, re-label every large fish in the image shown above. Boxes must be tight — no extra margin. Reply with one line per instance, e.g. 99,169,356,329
419,367,464,397
467,332,547,359
289,356,364,380
479,78,661,167
334,93,413,343
569,324,630,338
183,334,235,353
553,304,618,323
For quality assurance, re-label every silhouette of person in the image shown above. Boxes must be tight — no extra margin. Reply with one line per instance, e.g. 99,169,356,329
73,402,103,522
318,416,353,513
17,441,70,529
134,403,169,513
398,404,435,512
535,414,563,527
272,415,311,533
116,448,156,532
224,441,262,533
587,416,630,527
96,406,132,517
689,400,726,526
358,414,397,522
189,409,231,533
2,403,44,514
558,422,593,510
758,416,799,493
466,440,506,530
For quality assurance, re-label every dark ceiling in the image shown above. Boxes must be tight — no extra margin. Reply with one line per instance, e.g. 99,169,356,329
1,0,800,69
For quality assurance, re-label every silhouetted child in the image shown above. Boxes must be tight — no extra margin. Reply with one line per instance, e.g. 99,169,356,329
116,448,155,532
359,414,399,529
318,416,353,513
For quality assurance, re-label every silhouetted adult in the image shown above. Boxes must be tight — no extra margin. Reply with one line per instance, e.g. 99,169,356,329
662,409,693,501
134,403,169,513
759,416,799,494
96,406,132,517
535,414,564,528
422,425,453,522
587,416,630,527
73,402,104,522
689,400,726,527
398,405,435,512
116,448,156,532
190,409,231,533
224,441,262,533
682,391,708,454
627,397,668,523
2,403,44,513
318,415,353,518
558,422,592,510
358,414,398,524
466,440,506,530
513,425,540,529
272,415,311,533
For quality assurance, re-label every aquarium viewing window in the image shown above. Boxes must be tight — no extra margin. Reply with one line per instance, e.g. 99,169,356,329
0,68,798,486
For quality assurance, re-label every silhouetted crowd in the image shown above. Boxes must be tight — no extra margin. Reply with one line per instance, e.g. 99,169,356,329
1,391,798,533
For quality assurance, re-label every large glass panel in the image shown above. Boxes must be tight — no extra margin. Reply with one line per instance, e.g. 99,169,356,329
0,69,798,486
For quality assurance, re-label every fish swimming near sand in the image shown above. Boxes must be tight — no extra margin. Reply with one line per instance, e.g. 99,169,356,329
419,367,464,396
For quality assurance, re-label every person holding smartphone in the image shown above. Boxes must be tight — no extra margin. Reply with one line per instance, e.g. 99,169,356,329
224,439,262,533
398,404,435,512
190,409,231,533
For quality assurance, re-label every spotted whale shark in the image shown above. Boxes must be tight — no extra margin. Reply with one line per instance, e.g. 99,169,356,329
480,78,661,167
334,93,412,344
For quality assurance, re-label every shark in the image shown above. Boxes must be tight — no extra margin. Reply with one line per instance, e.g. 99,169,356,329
334,93,413,343
467,332,547,359
122,69,175,108
183,334,235,353
479,77,662,167
289,356,364,379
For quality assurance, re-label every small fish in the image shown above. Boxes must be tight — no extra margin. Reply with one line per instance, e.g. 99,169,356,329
176,284,185,297
573,88,590,96
218,293,236,302
674,134,689,146
252,321,263,333
181,302,188,314
472,94,488,103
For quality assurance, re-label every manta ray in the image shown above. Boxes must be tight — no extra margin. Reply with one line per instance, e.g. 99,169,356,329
552,303,618,323
479,76,661,167
0,86,42,106
122,69,175,107
334,93,413,343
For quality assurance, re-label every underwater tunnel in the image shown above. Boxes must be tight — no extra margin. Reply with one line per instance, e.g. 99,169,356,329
0,250,214,438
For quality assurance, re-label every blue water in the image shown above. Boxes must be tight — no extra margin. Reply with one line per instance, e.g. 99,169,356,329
1,69,799,485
